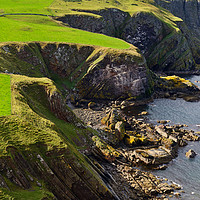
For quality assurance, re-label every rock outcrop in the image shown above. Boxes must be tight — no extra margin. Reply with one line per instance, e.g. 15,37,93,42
185,149,197,158
154,0,200,69
0,42,154,100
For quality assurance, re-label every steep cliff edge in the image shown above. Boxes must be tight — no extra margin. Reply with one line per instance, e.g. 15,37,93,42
0,42,153,100
54,1,200,72
0,74,118,199
154,0,200,69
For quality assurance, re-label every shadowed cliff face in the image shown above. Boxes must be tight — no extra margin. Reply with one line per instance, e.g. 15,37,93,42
0,42,153,100
56,8,200,72
154,0,200,33
154,0,200,68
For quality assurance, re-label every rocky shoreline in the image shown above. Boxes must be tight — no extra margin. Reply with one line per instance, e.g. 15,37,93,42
68,74,200,199
72,96,199,199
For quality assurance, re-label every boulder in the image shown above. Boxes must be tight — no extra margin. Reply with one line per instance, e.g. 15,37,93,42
155,126,168,138
101,108,122,129
185,149,197,158
115,121,125,141
138,111,148,116
133,147,173,165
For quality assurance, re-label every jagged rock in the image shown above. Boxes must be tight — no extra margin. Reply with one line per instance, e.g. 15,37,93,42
157,76,200,95
101,108,122,128
178,139,188,147
155,126,168,138
171,183,182,190
92,136,123,162
115,121,125,140
185,149,197,158
183,95,200,102
133,147,173,165
138,111,148,116
157,120,169,124
158,183,173,193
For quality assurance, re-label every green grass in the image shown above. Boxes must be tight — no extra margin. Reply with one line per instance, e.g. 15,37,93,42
0,74,11,116
0,15,130,49
0,74,93,156
0,0,54,14
0,0,182,49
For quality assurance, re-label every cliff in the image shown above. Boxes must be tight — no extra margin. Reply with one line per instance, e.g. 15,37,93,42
55,2,200,72
0,74,118,199
0,42,153,100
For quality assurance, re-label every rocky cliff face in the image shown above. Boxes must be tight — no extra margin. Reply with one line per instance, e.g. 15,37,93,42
0,42,153,100
56,8,200,72
154,0,200,34
76,48,152,99
154,0,200,69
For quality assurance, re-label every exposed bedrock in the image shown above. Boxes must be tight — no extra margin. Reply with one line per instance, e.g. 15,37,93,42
0,42,153,100
56,8,200,72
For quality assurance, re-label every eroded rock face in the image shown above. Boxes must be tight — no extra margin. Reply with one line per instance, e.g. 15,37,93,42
154,0,200,33
0,148,116,200
77,50,152,100
56,8,130,37
122,12,164,55
185,149,197,158
0,42,153,100
154,0,200,69
56,8,198,72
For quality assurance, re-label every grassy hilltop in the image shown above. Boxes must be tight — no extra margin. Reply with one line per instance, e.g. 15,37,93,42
0,0,131,49
0,0,182,48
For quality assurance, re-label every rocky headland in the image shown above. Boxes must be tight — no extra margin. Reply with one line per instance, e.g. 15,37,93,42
1,0,200,199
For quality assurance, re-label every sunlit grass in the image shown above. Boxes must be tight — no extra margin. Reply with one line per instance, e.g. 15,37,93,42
0,15,130,49
0,74,11,116
0,0,54,14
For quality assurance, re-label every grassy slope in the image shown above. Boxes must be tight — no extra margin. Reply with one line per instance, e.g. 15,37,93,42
0,74,92,155
0,74,96,199
0,0,54,14
0,74,11,116
0,15,130,49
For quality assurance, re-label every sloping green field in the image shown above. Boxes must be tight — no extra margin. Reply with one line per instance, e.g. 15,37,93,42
0,0,131,49
0,74,11,116
0,0,54,14
0,0,182,49
0,15,130,49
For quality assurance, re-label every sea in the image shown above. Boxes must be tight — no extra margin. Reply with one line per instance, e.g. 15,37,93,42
144,75,200,199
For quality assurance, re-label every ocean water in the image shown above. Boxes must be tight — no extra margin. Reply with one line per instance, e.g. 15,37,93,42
145,75,200,199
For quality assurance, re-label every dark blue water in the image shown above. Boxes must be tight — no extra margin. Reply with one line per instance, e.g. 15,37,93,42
146,75,200,200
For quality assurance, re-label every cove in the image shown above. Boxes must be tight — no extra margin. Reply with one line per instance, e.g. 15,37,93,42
146,75,200,200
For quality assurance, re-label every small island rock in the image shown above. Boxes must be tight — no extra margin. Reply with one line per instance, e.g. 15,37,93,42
185,149,197,158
